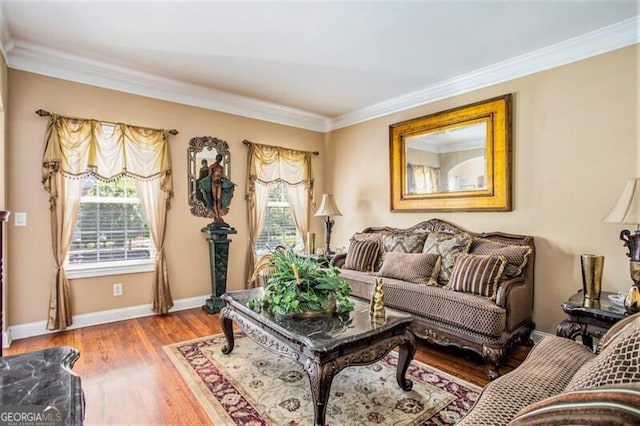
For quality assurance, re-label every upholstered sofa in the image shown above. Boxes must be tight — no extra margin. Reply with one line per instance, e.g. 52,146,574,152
331,218,535,379
459,312,640,425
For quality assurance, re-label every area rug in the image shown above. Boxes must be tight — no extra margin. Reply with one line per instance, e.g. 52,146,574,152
164,333,481,425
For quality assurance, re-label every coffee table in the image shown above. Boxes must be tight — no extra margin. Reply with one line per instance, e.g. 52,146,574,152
556,289,627,349
219,288,416,426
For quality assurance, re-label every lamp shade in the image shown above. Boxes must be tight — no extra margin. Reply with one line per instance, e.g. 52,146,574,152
603,178,640,224
315,194,342,217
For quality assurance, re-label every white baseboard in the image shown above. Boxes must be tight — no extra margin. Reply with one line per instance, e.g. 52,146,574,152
2,330,11,349
5,295,209,346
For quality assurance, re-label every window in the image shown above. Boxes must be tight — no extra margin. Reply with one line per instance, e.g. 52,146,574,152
67,175,155,277
256,181,300,253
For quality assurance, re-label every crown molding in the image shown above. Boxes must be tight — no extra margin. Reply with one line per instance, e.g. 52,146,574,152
329,15,640,131
0,5,13,63
5,41,331,132
1,15,637,133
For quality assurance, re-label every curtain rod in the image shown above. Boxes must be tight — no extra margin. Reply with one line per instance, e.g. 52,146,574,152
35,109,179,136
242,139,319,156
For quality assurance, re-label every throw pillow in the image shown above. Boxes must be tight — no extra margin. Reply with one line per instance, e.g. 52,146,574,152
350,232,385,271
351,232,383,242
565,314,640,391
381,232,429,253
422,232,472,285
377,252,441,286
343,238,381,272
469,237,532,278
447,254,506,299
510,384,640,425
378,232,429,271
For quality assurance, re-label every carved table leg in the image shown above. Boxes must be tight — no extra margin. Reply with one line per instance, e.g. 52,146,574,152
219,307,235,354
582,334,594,349
556,320,583,341
396,330,416,391
305,360,338,426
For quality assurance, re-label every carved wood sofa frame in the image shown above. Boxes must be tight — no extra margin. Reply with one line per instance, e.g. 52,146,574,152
334,218,535,379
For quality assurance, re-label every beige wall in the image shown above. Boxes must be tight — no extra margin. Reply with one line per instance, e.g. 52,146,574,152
326,45,639,334
5,45,639,334
7,70,325,325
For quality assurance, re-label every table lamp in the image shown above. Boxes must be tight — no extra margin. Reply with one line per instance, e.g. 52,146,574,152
603,177,640,312
314,194,342,255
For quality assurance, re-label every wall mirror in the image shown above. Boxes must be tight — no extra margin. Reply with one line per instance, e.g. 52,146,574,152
390,94,512,212
188,136,231,218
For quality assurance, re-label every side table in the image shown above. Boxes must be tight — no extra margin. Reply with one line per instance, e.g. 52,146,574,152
0,346,84,424
556,290,627,349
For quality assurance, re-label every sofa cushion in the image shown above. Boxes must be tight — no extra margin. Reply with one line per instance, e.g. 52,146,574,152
509,384,640,426
448,254,506,300
566,313,640,391
377,252,441,286
469,238,532,279
422,232,472,285
457,336,595,426
343,238,380,272
340,269,507,337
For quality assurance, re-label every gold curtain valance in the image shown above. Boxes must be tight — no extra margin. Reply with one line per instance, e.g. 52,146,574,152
243,139,316,186
41,114,175,204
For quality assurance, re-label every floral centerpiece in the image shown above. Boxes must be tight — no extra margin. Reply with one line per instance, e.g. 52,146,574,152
247,247,355,316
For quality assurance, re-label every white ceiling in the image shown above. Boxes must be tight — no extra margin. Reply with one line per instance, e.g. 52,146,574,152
0,1,638,132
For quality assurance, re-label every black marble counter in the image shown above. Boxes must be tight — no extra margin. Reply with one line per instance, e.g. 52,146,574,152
0,346,84,425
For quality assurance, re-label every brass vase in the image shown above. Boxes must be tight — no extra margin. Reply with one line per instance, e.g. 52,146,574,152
580,254,604,304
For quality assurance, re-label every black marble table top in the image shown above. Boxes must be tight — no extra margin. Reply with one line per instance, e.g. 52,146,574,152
0,346,84,425
561,290,628,321
224,287,413,352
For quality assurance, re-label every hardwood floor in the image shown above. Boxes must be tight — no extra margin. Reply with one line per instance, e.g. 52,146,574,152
5,308,531,425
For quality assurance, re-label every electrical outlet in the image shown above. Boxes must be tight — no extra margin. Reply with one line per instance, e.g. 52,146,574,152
113,283,123,296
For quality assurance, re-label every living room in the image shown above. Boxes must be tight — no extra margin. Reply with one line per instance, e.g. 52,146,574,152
0,2,638,425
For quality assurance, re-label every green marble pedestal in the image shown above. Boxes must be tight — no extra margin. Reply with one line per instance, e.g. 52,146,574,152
202,221,237,314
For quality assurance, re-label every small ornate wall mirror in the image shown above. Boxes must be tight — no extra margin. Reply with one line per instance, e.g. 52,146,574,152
188,136,232,218
390,94,512,212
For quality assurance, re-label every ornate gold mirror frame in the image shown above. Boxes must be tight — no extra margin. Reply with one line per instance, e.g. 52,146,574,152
390,94,512,212
188,136,231,218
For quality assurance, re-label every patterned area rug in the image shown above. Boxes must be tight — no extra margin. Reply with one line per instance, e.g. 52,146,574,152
164,333,481,425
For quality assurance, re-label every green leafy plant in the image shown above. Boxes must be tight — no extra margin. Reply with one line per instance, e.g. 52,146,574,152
248,248,355,316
